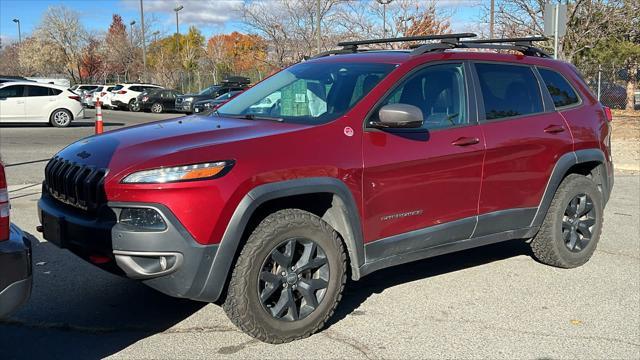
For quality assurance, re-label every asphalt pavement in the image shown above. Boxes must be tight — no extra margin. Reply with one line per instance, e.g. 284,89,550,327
0,109,638,359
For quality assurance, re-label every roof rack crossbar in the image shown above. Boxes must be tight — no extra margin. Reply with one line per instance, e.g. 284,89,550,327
336,33,476,48
462,36,548,46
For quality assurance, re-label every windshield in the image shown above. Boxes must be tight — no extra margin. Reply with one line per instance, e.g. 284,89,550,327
198,85,221,96
216,62,396,125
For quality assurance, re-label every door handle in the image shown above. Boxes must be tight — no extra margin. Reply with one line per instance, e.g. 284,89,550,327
544,125,565,134
451,137,480,146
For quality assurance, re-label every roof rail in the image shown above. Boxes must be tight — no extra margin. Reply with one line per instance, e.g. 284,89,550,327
312,33,477,58
412,35,550,57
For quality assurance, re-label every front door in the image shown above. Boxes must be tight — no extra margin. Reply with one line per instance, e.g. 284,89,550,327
0,85,26,122
362,62,485,243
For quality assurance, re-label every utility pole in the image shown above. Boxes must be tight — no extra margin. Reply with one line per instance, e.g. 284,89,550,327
174,5,183,50
140,0,147,82
489,0,495,38
12,19,21,43
316,0,321,53
553,3,559,59
376,0,393,38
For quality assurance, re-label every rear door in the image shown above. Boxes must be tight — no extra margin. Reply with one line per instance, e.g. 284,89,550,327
24,85,58,121
362,62,485,242
472,62,574,235
0,85,26,122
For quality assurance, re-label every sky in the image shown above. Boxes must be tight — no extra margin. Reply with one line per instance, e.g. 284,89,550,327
0,0,485,46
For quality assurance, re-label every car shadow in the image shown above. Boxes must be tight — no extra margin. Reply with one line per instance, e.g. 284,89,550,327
0,232,206,360
70,121,125,127
0,122,125,128
327,239,534,328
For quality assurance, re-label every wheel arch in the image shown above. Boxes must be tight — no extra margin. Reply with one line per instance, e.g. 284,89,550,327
194,177,364,303
49,107,74,122
530,149,608,229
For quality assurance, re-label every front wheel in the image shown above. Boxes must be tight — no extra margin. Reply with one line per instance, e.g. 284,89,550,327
530,174,604,268
49,109,72,127
223,209,347,344
128,100,140,112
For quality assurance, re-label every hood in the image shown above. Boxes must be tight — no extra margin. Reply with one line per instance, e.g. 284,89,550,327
55,115,310,180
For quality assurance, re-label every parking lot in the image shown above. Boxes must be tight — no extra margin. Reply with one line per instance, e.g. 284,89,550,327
0,110,639,359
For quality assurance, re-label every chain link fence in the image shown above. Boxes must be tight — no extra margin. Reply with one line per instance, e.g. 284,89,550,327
576,62,639,111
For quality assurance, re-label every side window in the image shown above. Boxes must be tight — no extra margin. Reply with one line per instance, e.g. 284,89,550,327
538,68,580,108
372,63,467,130
129,86,140,92
475,63,543,120
48,88,62,96
0,85,25,98
26,85,51,97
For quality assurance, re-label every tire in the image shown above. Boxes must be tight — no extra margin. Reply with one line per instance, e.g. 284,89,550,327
223,209,347,344
49,109,72,128
128,99,140,112
530,174,603,268
151,103,164,113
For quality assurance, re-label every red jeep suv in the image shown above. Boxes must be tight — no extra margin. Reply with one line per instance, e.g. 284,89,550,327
38,34,613,343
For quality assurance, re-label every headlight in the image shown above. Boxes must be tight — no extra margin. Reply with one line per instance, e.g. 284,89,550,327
121,161,234,184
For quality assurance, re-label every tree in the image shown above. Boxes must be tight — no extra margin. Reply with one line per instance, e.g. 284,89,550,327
80,38,104,82
105,14,140,82
18,37,67,77
206,32,269,81
0,43,23,76
34,5,88,82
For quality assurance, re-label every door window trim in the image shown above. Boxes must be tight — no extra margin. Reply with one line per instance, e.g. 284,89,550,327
363,60,478,133
470,60,551,123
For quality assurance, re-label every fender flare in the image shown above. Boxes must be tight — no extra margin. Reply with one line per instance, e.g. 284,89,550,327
530,148,607,228
193,177,364,302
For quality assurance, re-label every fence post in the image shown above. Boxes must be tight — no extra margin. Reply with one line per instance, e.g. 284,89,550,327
597,64,602,102
95,99,104,134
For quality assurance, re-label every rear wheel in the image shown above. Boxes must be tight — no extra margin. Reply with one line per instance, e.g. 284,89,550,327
49,109,72,128
128,99,140,112
223,209,346,344
530,174,603,268
151,103,164,113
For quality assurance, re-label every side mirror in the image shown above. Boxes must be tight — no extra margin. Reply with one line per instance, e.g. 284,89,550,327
370,103,423,129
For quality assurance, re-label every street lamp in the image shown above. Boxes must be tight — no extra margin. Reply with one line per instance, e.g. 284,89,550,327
174,5,184,92
129,20,136,46
140,0,147,82
376,0,393,38
174,5,183,37
12,18,21,43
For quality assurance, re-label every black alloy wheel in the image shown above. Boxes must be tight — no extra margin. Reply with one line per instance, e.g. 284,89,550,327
562,194,596,252
258,238,329,321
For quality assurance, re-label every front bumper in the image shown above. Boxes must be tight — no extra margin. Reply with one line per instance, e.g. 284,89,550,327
0,224,32,317
38,195,220,301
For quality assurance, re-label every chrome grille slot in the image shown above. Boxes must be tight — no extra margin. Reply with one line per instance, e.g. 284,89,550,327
44,157,108,211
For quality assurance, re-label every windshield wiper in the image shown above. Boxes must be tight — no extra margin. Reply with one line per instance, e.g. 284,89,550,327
242,114,284,122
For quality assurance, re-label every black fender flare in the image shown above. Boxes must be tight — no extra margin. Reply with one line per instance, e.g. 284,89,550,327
193,177,365,302
530,148,608,228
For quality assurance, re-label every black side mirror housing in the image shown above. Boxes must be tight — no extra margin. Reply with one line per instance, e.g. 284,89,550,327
370,103,424,129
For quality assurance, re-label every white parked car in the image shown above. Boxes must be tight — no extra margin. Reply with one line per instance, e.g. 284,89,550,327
0,82,84,127
86,85,116,108
110,83,163,111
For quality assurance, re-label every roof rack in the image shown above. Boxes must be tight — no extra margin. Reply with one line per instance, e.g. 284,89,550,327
312,33,477,58
315,34,551,59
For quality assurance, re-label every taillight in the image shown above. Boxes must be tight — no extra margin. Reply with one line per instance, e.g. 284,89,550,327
142,96,149,102
68,95,81,102
118,90,127,94
0,163,9,241
603,106,612,122
85,94,92,98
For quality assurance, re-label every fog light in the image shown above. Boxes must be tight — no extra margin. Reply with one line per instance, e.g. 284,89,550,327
119,208,167,231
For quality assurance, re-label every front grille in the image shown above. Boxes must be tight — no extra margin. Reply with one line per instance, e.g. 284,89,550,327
44,157,107,211
176,98,183,105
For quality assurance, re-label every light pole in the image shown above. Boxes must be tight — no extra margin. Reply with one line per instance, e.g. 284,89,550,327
129,20,136,47
140,0,147,82
316,0,321,53
174,5,184,92
489,0,495,38
12,18,21,43
376,0,393,38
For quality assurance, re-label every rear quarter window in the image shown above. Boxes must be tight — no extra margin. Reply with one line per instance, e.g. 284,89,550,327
538,68,580,108
475,63,544,120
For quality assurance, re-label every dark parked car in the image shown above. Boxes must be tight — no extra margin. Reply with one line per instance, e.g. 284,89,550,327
0,161,32,317
39,34,613,343
135,89,182,113
193,90,244,113
176,77,249,114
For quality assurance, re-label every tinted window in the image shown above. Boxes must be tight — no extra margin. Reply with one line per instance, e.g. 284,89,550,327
538,68,580,108
373,63,467,130
26,85,51,97
129,86,141,92
0,85,25,98
49,88,62,96
475,63,543,120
